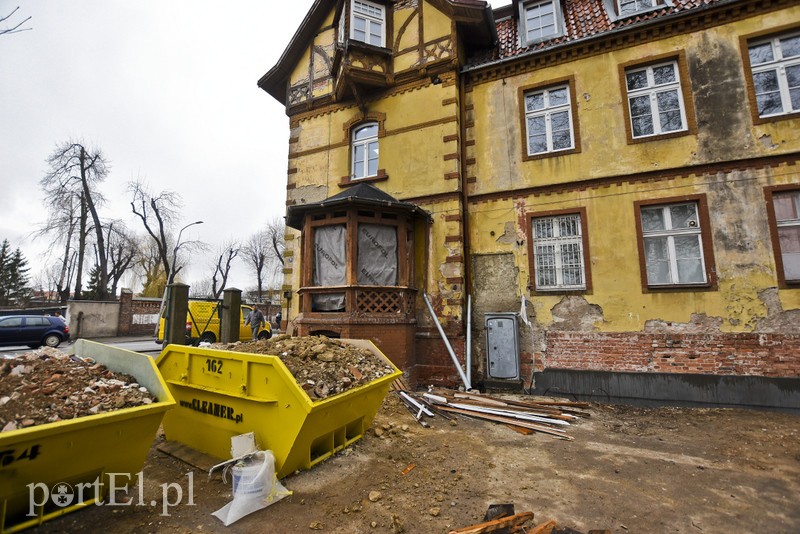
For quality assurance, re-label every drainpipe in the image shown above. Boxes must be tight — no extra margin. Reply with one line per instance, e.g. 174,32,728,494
423,293,471,390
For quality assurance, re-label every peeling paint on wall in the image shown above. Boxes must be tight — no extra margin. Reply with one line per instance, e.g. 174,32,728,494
645,313,724,333
549,296,604,331
755,288,800,333
288,185,329,205
495,221,519,245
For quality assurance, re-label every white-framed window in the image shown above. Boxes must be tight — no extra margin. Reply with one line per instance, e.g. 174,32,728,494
522,0,560,43
618,0,661,16
640,202,707,286
525,84,574,155
772,190,800,282
351,0,385,48
532,213,586,291
625,61,687,138
351,123,379,180
747,32,800,118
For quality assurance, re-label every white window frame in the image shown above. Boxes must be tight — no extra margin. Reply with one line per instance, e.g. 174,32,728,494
532,213,586,291
640,202,707,286
618,0,659,16
351,122,379,180
521,0,562,45
524,84,575,156
773,190,800,283
350,0,385,48
747,32,800,118
625,60,688,139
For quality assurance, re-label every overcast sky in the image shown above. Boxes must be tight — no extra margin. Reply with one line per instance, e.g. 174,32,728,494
0,0,509,294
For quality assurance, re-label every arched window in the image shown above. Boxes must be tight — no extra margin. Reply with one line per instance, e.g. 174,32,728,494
351,122,379,180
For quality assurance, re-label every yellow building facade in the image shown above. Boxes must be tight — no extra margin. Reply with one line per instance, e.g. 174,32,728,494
261,0,800,409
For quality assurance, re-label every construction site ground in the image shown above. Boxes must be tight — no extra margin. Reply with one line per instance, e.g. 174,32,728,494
37,393,800,534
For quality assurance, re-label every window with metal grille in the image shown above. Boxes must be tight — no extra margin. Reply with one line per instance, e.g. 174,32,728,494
532,213,586,290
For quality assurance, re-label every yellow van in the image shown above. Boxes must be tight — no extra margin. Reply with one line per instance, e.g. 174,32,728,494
157,300,271,344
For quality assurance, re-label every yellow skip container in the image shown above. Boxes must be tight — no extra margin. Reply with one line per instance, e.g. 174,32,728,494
156,339,401,479
0,340,175,533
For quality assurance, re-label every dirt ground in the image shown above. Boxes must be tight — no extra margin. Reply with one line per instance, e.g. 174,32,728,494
33,390,800,534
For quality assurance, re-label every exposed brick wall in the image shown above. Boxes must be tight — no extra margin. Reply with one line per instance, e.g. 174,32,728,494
414,335,467,386
296,320,417,371
118,290,161,336
543,332,800,378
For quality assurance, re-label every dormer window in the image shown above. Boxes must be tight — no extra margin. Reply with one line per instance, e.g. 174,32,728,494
351,0,385,47
352,123,379,179
520,0,564,45
616,0,667,16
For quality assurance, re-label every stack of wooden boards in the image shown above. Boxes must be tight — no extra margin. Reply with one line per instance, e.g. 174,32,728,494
393,383,590,440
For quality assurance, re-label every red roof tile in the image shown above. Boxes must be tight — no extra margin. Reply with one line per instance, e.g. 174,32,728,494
467,0,726,69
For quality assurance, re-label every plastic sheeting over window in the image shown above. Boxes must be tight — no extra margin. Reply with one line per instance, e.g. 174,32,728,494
313,225,346,311
357,224,397,286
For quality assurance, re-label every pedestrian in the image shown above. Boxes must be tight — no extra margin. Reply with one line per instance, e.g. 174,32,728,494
245,305,265,340
54,311,66,323
275,311,282,331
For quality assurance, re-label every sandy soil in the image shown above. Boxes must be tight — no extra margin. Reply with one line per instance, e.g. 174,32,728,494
34,391,800,534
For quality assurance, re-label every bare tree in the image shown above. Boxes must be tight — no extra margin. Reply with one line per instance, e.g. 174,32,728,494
265,217,286,289
242,230,269,301
129,181,202,286
210,241,241,299
104,222,138,297
0,7,31,36
41,142,110,300
189,278,213,299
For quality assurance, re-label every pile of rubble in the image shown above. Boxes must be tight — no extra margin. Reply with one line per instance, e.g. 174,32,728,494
215,335,396,400
0,347,156,432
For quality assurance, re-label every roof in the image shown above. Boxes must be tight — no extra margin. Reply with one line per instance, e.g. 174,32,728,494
464,0,728,70
285,183,433,229
258,0,496,105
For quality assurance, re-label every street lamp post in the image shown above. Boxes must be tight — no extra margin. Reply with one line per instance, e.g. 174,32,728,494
169,220,204,284
154,220,204,336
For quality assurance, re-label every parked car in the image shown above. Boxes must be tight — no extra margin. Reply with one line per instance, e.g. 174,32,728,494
156,300,271,345
0,315,70,348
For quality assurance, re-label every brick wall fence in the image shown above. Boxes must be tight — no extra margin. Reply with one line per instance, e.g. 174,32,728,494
543,332,800,378
117,289,162,336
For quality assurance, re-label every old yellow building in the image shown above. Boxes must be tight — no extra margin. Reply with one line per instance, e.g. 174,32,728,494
261,0,800,409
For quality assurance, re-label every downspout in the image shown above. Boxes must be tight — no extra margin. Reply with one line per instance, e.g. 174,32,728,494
458,68,474,383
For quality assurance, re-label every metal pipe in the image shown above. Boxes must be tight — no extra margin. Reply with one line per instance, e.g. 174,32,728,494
466,294,472,390
423,293,471,390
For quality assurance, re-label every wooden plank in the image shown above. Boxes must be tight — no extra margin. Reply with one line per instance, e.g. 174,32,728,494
448,511,535,534
437,406,573,440
523,519,557,534
504,424,535,435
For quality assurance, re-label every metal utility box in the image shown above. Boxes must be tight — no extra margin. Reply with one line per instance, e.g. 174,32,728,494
156,339,401,479
485,313,520,380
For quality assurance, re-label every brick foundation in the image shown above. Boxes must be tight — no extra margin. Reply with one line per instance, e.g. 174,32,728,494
543,332,800,378
296,316,417,371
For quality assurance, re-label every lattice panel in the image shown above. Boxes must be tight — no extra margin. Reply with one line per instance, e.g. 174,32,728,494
357,289,403,314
